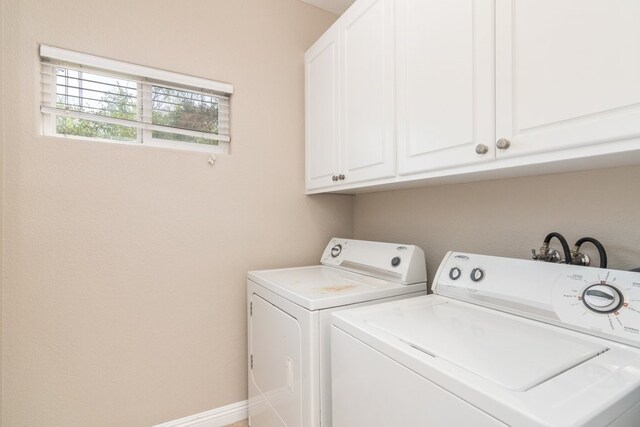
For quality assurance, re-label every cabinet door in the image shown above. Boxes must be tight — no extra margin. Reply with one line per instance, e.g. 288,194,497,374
340,0,396,184
496,0,640,159
397,0,495,175
305,29,340,190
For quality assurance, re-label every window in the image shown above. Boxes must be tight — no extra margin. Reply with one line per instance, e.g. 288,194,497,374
40,45,233,153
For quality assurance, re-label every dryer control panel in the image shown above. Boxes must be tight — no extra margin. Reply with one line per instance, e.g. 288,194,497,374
320,238,427,285
433,252,640,348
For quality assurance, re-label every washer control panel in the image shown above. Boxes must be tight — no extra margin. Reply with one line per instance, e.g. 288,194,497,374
551,269,640,343
434,251,640,348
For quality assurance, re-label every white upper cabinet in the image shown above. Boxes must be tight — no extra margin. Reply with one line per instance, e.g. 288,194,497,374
305,0,396,190
305,29,340,190
306,0,640,193
495,0,640,159
340,0,396,183
397,0,495,175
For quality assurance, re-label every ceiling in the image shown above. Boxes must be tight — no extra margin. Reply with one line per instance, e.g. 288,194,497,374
300,0,355,15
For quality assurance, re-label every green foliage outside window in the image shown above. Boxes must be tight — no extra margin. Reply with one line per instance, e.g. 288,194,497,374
151,86,219,146
56,86,137,141
56,81,219,146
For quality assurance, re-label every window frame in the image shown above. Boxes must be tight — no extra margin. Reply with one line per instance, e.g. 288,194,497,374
40,45,233,154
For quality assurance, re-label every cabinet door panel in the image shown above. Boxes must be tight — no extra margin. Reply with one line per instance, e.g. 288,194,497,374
397,0,495,175
306,32,339,190
496,0,640,158
341,0,396,183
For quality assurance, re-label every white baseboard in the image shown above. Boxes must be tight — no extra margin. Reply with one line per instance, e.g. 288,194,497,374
154,400,248,427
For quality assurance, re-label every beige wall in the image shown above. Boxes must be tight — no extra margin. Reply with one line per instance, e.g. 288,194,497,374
354,165,640,286
0,0,4,423
7,1,640,425
1,1,347,425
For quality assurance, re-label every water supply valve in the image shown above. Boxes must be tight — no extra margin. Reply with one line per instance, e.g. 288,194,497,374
531,243,563,263
570,237,607,268
570,245,591,266
532,232,572,264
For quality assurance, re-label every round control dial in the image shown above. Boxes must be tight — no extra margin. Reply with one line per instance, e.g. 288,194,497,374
582,284,623,314
330,244,342,258
449,267,462,280
470,268,485,282
391,256,401,267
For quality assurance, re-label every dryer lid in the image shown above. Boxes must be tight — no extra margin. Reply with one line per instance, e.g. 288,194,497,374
365,299,608,391
248,265,426,310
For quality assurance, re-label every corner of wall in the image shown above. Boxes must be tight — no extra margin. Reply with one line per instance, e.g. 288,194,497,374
1,0,5,423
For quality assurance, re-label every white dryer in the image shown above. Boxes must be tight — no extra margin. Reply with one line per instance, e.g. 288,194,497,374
247,238,427,427
331,252,640,426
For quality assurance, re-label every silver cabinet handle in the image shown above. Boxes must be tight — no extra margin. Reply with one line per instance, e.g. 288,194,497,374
475,144,489,155
496,138,511,150
338,174,345,181
332,175,338,181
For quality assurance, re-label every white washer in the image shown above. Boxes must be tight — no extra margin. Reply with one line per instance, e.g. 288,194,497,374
247,238,428,427
331,252,640,426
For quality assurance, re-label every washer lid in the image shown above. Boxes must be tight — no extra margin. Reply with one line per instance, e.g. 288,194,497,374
365,299,608,391
248,265,426,310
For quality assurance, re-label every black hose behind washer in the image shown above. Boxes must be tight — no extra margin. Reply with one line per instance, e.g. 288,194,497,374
575,237,608,269
544,232,572,264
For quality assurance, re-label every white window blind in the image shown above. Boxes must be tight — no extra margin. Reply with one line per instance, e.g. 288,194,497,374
40,45,233,153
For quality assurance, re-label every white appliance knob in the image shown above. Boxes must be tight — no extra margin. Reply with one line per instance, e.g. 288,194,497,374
449,267,462,280
470,268,485,282
330,244,342,258
583,284,623,313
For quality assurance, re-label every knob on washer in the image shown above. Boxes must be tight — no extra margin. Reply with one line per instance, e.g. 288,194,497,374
470,268,485,282
449,267,462,280
582,284,623,314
